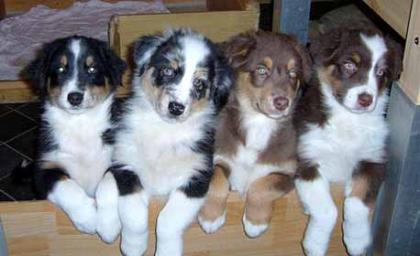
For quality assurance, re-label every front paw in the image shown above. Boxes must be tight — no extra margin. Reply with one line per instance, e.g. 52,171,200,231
242,214,268,238
344,234,370,256
70,200,97,234
121,232,148,256
302,235,328,256
96,212,121,244
198,210,226,234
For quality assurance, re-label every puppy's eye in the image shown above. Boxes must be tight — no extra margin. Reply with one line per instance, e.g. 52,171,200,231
288,69,297,79
161,67,175,78
57,66,66,73
343,61,357,76
87,66,97,74
376,68,385,77
256,65,268,76
194,79,205,91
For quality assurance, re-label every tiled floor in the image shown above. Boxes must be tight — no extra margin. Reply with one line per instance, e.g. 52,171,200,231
0,102,40,201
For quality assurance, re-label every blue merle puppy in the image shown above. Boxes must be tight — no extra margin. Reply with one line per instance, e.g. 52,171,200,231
95,28,233,256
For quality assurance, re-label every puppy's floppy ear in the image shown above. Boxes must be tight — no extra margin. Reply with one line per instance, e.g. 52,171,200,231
211,50,234,111
223,31,256,69
96,40,127,87
385,37,403,81
290,38,313,83
133,34,163,76
310,28,344,66
24,39,64,94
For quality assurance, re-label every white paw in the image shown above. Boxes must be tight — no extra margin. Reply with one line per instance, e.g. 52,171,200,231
96,213,121,244
303,237,328,256
242,214,268,238
121,233,147,256
344,235,370,256
198,211,226,234
70,201,97,235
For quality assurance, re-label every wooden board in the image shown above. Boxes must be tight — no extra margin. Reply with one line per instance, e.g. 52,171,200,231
399,0,420,105
0,187,348,256
362,0,413,38
109,1,259,86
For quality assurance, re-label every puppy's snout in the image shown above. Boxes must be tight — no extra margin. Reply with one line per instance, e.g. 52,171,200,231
358,93,373,108
168,101,185,116
273,96,289,111
67,92,83,106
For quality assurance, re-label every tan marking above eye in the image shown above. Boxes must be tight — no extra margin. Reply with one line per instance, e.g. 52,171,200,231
60,55,67,66
86,56,94,66
170,60,178,70
263,57,273,70
287,58,296,71
351,53,361,64
195,68,209,79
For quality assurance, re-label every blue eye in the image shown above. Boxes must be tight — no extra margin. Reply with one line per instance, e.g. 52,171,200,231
161,67,175,77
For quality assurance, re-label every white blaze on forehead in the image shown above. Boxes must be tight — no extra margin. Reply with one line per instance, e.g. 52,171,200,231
175,36,210,103
342,33,388,111
67,39,82,92
360,34,387,92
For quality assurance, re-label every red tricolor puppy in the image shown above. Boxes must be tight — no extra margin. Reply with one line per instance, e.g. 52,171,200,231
294,28,402,256
199,31,312,237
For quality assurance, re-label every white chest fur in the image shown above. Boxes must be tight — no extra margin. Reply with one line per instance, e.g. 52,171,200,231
42,99,113,196
216,111,282,194
298,85,389,182
114,100,212,195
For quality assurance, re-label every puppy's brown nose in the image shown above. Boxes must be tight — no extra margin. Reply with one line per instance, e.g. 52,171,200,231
273,96,289,111
358,93,373,108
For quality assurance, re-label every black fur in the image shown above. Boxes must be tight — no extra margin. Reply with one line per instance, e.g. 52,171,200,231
109,164,143,196
34,165,69,199
183,127,215,198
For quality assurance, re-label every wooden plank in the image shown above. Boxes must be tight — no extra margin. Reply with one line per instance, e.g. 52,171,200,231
112,8,259,60
0,188,347,255
362,0,413,38
399,0,420,105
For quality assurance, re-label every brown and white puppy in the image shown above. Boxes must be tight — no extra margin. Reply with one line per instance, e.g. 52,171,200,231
198,31,312,238
294,28,402,256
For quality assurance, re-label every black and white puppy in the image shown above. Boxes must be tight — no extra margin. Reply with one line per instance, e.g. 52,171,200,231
95,29,233,256
26,36,126,234
294,28,402,256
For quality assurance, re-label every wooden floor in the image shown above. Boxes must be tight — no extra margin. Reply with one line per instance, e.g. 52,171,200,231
0,186,348,256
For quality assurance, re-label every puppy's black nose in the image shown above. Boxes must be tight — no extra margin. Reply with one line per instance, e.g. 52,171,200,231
168,101,185,116
67,92,83,106
358,93,373,108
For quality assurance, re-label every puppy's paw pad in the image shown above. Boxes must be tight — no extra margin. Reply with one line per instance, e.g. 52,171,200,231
198,211,226,234
242,215,268,238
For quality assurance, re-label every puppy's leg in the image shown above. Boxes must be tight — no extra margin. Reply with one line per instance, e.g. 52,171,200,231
109,165,148,256
96,170,121,243
36,162,96,234
343,161,384,256
295,166,337,256
243,172,294,238
156,173,209,256
198,164,230,233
